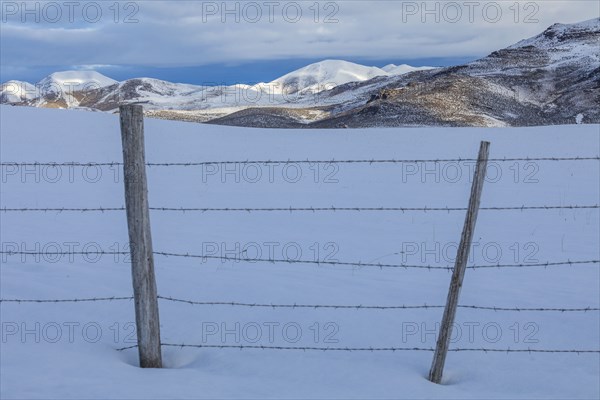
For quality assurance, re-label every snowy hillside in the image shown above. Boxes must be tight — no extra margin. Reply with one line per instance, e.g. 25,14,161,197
508,18,600,71
509,18,599,51
265,60,437,95
0,80,37,103
37,70,118,93
1,106,599,399
0,71,118,109
382,63,436,75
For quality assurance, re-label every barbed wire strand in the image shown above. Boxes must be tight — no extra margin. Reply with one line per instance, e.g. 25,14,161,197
156,251,600,270
2,156,599,168
1,250,598,270
116,343,600,353
1,205,599,213
0,297,133,303
156,296,600,313
2,295,598,313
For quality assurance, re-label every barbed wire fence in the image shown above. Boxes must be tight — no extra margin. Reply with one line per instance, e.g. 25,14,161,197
1,106,599,376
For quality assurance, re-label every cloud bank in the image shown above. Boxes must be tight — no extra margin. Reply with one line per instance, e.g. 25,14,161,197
0,0,596,77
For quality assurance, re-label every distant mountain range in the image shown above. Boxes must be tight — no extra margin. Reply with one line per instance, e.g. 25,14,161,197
0,60,434,111
1,18,598,128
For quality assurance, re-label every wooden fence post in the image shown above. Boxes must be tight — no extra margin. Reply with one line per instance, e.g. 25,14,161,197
428,141,490,384
120,104,162,368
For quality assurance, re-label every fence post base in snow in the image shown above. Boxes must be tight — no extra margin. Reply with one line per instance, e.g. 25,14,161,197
120,104,163,368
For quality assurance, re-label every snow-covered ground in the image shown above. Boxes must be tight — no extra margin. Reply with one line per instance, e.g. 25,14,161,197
1,106,599,399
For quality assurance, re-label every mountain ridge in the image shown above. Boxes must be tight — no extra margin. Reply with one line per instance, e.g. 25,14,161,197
0,60,434,109
2,18,598,127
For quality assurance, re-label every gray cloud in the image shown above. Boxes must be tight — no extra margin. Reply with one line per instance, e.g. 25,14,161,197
0,0,596,69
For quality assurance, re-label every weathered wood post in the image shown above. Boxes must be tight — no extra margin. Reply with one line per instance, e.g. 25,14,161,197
120,104,162,368
428,141,490,384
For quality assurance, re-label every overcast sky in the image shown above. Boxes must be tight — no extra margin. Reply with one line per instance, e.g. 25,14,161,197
0,1,597,83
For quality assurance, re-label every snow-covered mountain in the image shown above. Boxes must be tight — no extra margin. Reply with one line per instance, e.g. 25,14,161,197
1,18,598,127
382,64,436,75
263,60,435,95
37,70,117,93
218,18,600,128
508,17,600,52
0,81,37,103
264,60,389,94
0,60,434,110
1,70,117,108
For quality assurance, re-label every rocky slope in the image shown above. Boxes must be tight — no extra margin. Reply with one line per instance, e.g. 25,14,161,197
305,18,600,128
